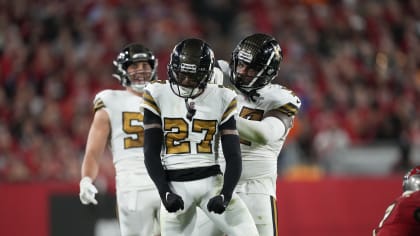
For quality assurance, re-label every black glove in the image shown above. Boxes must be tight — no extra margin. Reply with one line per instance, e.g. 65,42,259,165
207,194,231,214
160,192,184,213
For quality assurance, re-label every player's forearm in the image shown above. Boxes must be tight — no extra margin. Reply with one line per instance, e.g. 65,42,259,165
220,133,242,198
81,154,100,180
143,127,171,194
236,116,286,144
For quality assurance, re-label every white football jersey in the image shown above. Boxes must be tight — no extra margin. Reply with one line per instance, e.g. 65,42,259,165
93,90,154,190
216,60,301,182
141,80,237,170
237,84,301,181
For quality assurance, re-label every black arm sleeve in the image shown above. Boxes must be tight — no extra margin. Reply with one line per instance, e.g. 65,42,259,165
143,109,170,194
219,114,236,130
143,108,162,125
219,117,242,199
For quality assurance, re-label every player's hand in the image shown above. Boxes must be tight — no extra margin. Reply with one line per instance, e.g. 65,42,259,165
79,177,98,205
207,194,230,214
161,192,184,213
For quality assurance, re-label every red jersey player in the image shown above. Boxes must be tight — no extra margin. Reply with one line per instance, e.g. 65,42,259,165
373,166,420,236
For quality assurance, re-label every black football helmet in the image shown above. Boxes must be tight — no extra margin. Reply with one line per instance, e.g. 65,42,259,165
230,33,283,97
113,43,157,92
403,166,420,192
168,38,215,99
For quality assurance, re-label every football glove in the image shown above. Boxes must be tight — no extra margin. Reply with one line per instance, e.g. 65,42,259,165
79,177,98,205
160,191,184,213
207,194,230,214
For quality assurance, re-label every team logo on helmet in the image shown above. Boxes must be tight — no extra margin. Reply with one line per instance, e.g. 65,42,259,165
238,50,253,63
180,63,197,73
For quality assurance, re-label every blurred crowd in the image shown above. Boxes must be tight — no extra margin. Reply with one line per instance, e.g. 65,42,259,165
0,0,419,183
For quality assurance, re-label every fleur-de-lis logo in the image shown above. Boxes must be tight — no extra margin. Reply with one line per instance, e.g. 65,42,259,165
273,45,282,60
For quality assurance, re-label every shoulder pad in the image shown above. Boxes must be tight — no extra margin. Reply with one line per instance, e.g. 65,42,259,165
261,85,301,116
93,90,114,112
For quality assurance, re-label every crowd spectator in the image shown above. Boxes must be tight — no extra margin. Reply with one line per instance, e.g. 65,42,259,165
0,0,419,182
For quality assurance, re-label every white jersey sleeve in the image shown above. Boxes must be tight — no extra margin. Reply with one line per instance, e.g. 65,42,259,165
142,81,237,170
255,84,301,116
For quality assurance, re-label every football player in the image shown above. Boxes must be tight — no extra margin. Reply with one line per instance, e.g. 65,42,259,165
79,43,161,236
141,38,258,236
373,166,420,236
210,33,301,236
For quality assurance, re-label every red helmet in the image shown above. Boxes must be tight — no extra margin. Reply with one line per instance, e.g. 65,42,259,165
402,166,420,192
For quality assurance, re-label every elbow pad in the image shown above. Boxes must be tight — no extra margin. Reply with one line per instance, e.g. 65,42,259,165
236,116,286,144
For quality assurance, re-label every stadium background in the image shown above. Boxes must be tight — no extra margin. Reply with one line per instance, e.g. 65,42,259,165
0,0,419,235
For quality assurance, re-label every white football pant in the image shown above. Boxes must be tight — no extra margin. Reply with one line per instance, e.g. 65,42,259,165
160,175,258,236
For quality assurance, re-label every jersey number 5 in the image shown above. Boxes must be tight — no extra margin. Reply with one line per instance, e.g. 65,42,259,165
123,112,144,149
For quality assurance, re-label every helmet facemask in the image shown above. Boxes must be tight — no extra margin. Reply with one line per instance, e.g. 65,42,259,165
125,62,155,92
169,69,212,99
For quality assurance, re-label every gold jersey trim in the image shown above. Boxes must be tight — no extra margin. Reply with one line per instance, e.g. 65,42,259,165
143,90,161,115
93,98,105,112
221,98,237,121
275,102,298,116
